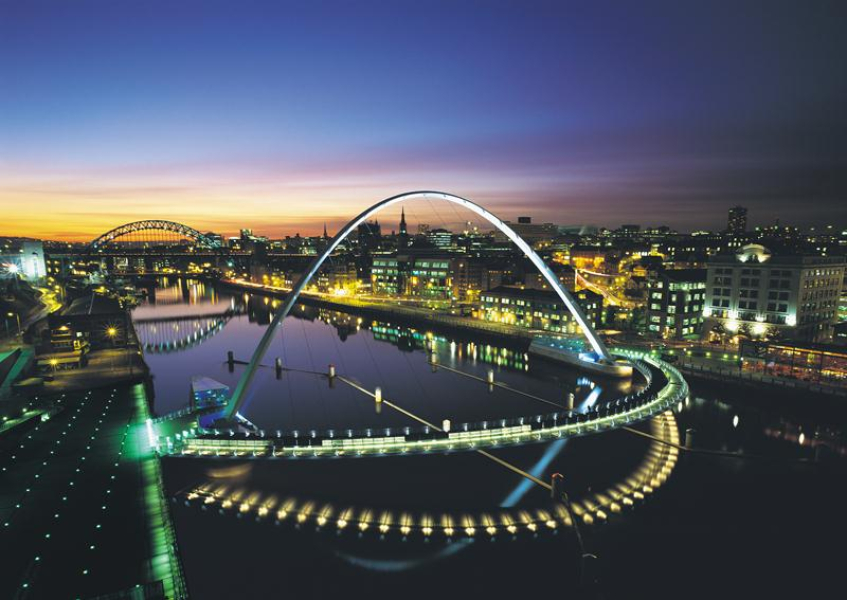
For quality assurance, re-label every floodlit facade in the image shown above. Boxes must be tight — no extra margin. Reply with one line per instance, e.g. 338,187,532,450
371,254,493,300
646,269,707,339
0,239,46,281
479,285,603,333
704,244,845,343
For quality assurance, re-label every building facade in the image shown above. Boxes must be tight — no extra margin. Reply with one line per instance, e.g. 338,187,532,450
406,257,452,298
704,244,845,343
727,206,748,235
479,286,603,333
496,217,558,244
645,269,707,339
0,239,46,282
371,256,403,296
371,254,497,301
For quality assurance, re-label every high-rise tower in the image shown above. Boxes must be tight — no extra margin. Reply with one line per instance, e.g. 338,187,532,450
727,206,748,235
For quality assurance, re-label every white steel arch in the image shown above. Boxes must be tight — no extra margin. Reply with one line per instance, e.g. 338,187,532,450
225,191,612,419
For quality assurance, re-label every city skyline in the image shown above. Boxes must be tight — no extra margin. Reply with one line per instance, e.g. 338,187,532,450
3,3,846,599
7,205,846,245
2,0,846,240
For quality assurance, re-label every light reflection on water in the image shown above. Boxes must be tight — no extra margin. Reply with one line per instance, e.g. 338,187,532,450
147,277,847,599
136,277,847,457
134,278,634,433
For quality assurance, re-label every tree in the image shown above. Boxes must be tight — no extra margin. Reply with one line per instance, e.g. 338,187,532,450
737,323,752,341
765,326,786,344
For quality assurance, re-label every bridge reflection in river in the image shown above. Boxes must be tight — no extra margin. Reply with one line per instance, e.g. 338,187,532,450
133,277,636,432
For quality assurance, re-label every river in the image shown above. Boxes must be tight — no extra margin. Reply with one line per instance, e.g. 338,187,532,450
135,277,846,599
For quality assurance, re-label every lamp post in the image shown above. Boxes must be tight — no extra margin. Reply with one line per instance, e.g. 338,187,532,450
7,311,21,339
106,326,118,372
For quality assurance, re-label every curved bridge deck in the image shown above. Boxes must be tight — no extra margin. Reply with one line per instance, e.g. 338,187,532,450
154,353,687,460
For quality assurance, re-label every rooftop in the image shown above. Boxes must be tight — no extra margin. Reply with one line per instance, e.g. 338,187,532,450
190,375,230,393
484,285,601,303
662,268,707,283
61,294,124,317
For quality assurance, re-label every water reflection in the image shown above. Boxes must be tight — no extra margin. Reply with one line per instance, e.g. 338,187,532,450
135,278,632,433
136,278,847,456
149,276,847,599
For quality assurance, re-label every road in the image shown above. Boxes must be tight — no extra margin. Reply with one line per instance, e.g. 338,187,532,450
574,269,638,309
40,348,148,394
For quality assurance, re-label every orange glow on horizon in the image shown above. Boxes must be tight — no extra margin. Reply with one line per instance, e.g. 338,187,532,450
1,177,391,241
0,166,511,241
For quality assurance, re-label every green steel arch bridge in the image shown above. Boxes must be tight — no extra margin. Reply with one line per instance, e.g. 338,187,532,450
89,220,222,252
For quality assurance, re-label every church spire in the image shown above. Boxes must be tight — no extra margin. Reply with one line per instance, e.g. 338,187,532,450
399,207,407,235
323,222,328,239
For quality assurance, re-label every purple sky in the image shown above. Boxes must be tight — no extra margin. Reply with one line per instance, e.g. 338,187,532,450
1,0,845,239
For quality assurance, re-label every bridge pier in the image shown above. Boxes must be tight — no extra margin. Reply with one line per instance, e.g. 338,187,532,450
684,428,696,449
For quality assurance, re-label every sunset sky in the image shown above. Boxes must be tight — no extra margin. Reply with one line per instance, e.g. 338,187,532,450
1,0,845,241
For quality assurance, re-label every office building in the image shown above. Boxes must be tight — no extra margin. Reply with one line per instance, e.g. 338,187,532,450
646,269,707,339
727,206,748,235
479,286,603,333
704,244,845,343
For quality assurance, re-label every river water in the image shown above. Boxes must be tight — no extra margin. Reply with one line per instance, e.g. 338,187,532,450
136,277,846,599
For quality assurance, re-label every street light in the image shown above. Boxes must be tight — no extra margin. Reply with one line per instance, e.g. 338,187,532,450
7,312,21,339
105,325,119,349
105,326,120,372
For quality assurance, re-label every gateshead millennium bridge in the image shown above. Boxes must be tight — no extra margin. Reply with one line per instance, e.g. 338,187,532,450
145,191,688,540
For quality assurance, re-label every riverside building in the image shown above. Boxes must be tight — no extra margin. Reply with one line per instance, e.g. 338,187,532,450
703,244,845,343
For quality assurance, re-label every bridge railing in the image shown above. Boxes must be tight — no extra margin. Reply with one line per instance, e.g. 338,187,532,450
157,354,687,458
